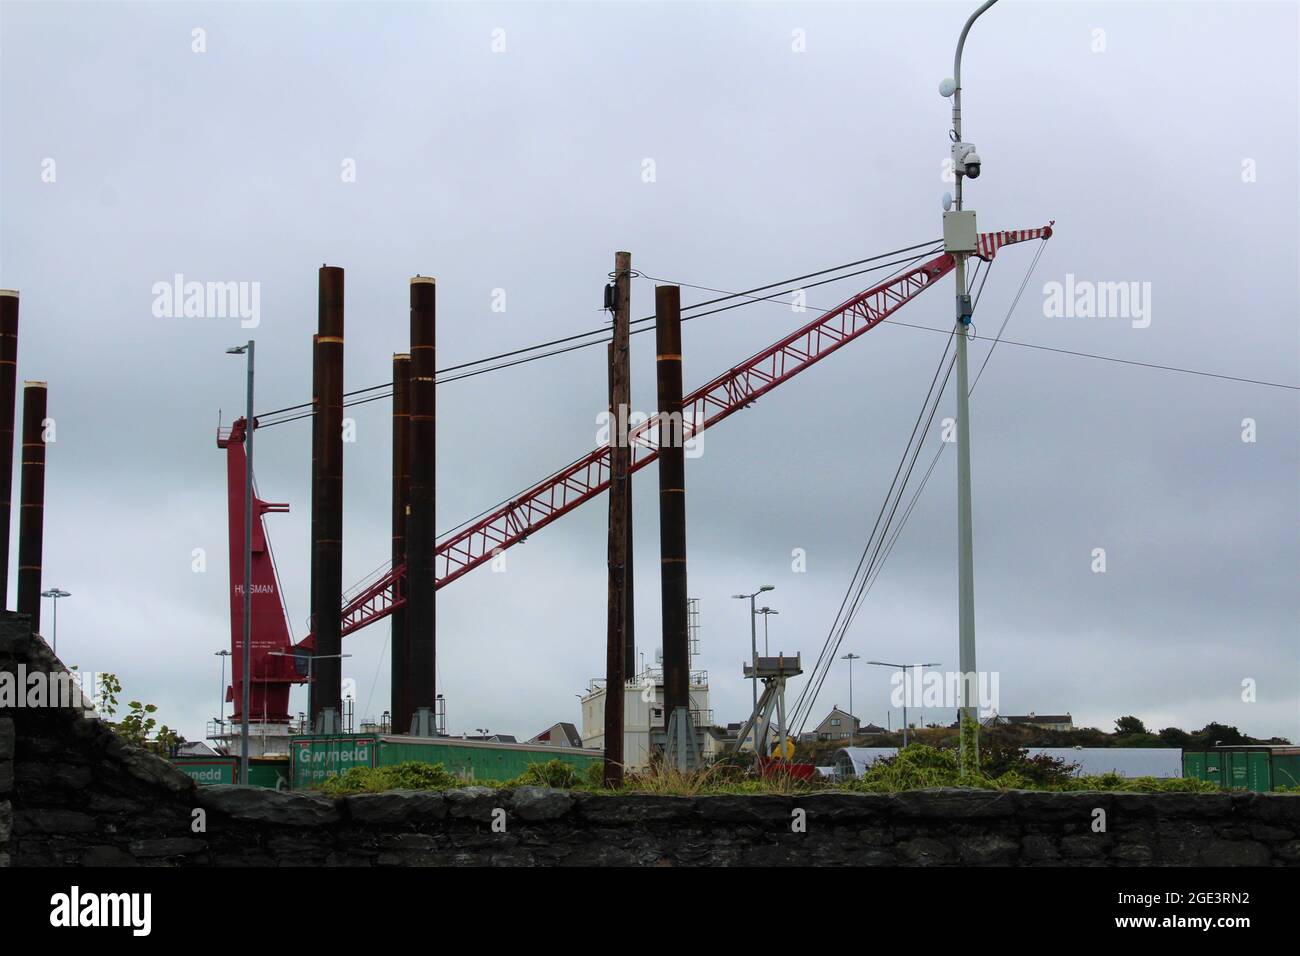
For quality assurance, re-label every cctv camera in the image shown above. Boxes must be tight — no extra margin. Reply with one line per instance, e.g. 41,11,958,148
950,142,982,179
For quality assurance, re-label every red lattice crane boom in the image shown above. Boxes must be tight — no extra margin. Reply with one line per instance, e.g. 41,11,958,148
342,225,1051,631
228,226,1052,680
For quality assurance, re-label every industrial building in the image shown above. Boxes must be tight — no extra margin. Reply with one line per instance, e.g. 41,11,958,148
579,667,718,771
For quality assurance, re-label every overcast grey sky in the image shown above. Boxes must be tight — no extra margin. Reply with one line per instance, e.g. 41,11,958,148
1,1,1296,745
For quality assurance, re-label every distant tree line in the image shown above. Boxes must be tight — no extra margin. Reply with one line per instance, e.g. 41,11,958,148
796,716,1290,765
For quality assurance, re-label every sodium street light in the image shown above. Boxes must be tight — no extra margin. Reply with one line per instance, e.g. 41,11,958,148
732,585,773,752
228,341,254,785
867,660,941,749
214,649,232,736
840,652,861,736
40,587,70,655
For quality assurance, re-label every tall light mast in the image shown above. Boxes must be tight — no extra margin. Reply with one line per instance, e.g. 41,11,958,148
940,0,999,775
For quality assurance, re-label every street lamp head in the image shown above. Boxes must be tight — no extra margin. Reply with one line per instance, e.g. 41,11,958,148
226,346,247,355
41,588,71,599
759,585,774,593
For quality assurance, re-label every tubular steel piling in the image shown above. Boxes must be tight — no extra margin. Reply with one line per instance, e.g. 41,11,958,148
311,266,345,731
390,352,412,734
0,290,18,609
406,277,437,733
16,381,47,632
655,285,689,722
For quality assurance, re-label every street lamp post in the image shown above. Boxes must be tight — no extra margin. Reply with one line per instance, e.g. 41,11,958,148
214,649,231,736
756,606,779,655
40,587,70,655
940,0,999,775
732,585,773,753
227,341,254,785
840,652,860,737
867,660,941,749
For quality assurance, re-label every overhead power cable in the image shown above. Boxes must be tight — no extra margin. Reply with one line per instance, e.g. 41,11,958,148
790,241,1049,735
431,247,942,541
647,256,1298,394
253,239,946,426
252,241,944,426
789,258,1000,735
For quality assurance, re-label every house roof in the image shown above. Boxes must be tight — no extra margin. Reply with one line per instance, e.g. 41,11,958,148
816,706,857,725
529,722,584,747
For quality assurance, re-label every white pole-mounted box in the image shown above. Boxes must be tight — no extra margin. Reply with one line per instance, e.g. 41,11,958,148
943,210,978,253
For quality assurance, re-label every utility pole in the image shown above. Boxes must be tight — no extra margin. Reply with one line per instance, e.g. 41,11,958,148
603,250,632,787
941,0,998,776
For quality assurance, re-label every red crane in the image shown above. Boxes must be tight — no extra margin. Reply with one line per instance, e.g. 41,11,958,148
217,225,1052,721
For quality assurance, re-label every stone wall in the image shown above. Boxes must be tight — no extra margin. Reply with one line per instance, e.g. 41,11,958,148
3,612,1298,867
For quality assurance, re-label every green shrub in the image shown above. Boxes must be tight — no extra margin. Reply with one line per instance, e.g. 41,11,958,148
317,761,459,794
1055,774,1219,793
852,744,966,792
843,744,1218,794
979,739,1078,785
512,759,582,789
583,761,607,789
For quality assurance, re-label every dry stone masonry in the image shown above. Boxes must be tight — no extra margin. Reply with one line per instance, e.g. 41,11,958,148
2,612,1297,867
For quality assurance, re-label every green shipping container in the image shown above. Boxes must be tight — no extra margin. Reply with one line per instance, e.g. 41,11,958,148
1182,748,1295,792
174,756,291,788
290,734,601,790
173,757,237,786
248,758,291,790
291,735,380,790
1272,753,1300,790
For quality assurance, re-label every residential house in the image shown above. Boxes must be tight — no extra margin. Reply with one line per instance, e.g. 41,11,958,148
813,706,860,741
983,711,1074,732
